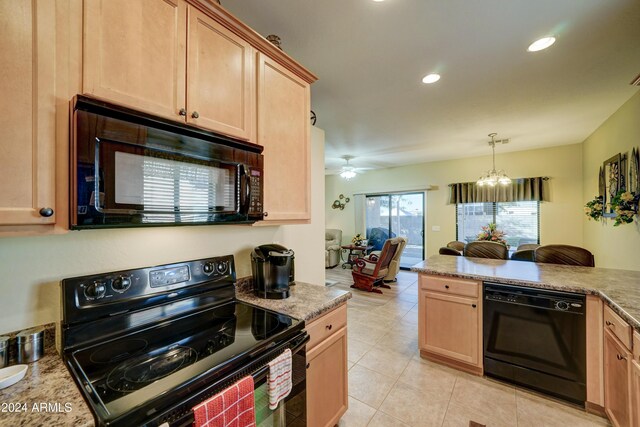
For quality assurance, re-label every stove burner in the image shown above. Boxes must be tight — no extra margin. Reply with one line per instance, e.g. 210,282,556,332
89,339,148,364
106,346,197,393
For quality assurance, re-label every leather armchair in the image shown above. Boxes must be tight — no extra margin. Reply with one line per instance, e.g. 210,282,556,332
351,237,403,293
325,229,342,268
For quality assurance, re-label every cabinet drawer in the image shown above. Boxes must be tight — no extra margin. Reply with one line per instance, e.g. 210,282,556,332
421,275,479,298
604,305,632,350
306,304,347,351
634,331,640,364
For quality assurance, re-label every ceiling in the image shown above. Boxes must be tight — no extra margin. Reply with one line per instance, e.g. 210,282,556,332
223,0,640,173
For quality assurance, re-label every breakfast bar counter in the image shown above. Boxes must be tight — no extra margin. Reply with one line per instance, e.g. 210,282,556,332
412,255,640,331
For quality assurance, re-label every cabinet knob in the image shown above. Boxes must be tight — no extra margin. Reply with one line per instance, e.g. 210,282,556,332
39,207,54,217
178,108,187,116
445,285,450,289
263,212,268,217
306,363,310,369
617,354,627,361
191,111,199,119
326,324,332,331
605,320,614,327
472,304,477,308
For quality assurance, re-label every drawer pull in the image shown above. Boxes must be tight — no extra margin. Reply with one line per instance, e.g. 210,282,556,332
472,304,477,308
445,285,450,289
326,324,333,331
617,354,627,361
605,320,615,327
306,363,310,369
39,207,54,217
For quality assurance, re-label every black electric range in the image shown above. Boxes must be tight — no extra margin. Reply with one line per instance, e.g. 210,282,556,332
61,255,307,427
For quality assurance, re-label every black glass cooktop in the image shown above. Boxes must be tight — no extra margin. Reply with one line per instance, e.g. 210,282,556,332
68,301,301,420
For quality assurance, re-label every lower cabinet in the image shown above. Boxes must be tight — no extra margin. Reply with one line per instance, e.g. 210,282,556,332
632,359,640,427
306,305,348,427
418,275,482,374
604,328,633,427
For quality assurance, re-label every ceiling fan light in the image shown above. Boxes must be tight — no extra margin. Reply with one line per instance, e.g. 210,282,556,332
340,170,356,180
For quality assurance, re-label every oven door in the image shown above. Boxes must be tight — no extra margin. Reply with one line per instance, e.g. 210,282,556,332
72,99,263,228
153,332,308,427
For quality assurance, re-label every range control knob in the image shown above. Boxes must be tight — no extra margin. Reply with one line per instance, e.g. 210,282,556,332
85,281,107,299
555,301,570,311
216,261,228,274
112,275,132,293
203,262,215,274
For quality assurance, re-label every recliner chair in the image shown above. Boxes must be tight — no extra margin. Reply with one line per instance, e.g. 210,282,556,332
370,237,407,282
325,229,342,268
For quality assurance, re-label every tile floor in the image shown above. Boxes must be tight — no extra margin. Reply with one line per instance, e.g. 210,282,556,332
325,266,610,427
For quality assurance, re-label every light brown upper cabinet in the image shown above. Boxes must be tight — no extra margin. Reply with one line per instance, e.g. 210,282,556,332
257,53,311,222
84,1,256,142
83,0,187,122
0,0,56,226
186,7,254,140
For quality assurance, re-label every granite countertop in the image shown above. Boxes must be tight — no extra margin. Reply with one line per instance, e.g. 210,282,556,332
235,280,351,322
412,255,640,332
0,347,94,427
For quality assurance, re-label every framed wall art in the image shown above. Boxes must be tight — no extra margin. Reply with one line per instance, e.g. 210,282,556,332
603,153,621,217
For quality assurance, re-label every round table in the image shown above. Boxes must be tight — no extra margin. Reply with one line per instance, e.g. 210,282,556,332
340,244,374,269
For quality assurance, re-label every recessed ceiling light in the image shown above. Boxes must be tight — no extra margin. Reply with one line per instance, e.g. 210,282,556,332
422,73,441,84
527,36,556,52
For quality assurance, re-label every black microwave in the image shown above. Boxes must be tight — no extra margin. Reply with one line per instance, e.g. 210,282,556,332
71,96,264,229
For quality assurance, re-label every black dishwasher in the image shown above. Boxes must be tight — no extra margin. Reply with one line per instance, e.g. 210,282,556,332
483,283,586,404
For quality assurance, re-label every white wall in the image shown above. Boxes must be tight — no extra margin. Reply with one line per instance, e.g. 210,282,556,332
0,128,325,335
326,143,584,258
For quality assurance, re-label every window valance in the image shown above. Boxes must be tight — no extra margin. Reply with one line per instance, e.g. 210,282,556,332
448,177,549,204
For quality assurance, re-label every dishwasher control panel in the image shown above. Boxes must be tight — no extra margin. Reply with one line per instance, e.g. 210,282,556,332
484,282,585,314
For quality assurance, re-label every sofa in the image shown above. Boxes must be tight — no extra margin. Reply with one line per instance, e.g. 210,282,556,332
325,229,342,268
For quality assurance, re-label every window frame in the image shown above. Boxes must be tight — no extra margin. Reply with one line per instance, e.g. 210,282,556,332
455,201,540,245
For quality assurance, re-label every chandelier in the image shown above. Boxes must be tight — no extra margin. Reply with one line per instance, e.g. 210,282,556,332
339,156,357,180
477,133,511,187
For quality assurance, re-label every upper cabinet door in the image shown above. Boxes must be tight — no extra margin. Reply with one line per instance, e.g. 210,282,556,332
83,0,187,121
257,53,311,221
0,0,56,225
186,6,254,141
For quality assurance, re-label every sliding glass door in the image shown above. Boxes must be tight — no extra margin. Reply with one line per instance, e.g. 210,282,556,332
365,192,424,269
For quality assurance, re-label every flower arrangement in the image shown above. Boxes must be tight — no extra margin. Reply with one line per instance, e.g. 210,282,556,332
609,190,639,226
351,233,364,245
584,196,604,221
477,223,508,247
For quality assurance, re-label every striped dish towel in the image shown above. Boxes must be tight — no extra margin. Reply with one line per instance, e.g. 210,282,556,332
267,348,292,410
192,376,256,427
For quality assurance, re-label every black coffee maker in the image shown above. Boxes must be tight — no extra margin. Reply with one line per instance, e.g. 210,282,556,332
251,244,295,299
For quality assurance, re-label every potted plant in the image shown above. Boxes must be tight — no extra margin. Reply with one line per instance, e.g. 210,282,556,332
609,190,639,226
351,233,365,246
477,223,509,247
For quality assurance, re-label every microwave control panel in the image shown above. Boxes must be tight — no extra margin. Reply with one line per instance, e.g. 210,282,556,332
249,169,263,216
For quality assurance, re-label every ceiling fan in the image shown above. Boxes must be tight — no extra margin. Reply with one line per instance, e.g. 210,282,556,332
337,155,368,180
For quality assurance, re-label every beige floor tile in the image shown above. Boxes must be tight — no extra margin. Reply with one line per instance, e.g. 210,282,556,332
397,357,459,395
348,364,396,409
368,411,410,427
337,397,377,427
378,381,449,427
376,333,419,358
347,320,389,345
347,360,355,370
396,292,418,304
449,374,517,426
348,336,374,363
516,389,610,427
384,318,419,340
357,347,412,379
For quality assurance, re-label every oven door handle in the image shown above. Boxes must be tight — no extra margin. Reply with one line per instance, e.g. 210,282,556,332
250,333,309,383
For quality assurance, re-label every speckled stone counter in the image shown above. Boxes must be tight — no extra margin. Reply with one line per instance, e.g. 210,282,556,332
235,280,351,322
0,347,94,427
412,255,640,332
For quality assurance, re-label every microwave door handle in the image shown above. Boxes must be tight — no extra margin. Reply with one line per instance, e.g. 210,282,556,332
239,164,251,214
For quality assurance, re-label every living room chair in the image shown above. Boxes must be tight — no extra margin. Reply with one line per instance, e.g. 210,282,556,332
369,237,407,282
325,229,342,268
464,241,508,260
535,244,595,267
351,237,403,294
